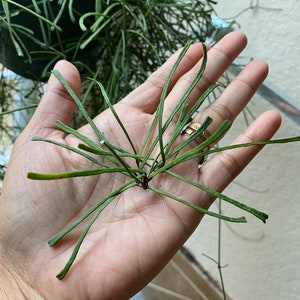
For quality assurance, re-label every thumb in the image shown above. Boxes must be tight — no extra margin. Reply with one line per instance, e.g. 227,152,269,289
25,60,81,137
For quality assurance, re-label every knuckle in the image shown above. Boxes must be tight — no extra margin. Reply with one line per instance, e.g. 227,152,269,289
216,150,241,179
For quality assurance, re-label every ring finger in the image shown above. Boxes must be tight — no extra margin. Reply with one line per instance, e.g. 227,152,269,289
193,59,269,142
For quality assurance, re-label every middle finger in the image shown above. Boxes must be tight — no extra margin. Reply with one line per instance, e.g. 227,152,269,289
163,32,248,118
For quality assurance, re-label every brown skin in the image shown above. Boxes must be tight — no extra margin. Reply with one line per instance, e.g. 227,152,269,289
0,32,281,299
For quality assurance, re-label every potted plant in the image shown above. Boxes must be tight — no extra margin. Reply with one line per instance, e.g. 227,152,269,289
0,1,223,105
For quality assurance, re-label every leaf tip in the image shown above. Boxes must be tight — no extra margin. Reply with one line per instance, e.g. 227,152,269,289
27,172,37,179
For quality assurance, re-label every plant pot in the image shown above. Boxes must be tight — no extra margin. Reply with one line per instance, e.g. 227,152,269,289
0,0,96,80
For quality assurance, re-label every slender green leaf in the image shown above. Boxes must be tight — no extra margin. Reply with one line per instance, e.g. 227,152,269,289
166,170,268,223
27,166,141,180
48,179,136,247
149,186,247,223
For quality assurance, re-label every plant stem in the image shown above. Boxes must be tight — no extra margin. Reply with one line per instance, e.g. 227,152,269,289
56,197,112,280
5,0,61,30
27,167,143,180
48,179,136,247
165,170,268,223
149,186,247,223
218,199,227,300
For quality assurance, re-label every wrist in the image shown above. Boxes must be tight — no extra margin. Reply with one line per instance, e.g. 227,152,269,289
0,257,44,299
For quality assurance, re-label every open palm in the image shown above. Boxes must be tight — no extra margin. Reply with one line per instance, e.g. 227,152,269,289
0,32,281,300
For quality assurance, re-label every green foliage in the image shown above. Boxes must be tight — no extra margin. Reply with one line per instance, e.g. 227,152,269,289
1,1,218,105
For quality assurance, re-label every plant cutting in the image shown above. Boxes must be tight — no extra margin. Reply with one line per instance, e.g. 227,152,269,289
26,41,300,280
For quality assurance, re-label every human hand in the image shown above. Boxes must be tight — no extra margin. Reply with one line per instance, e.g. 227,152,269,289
0,32,281,299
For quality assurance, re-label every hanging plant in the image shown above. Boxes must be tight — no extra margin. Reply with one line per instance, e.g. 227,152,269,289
0,0,224,105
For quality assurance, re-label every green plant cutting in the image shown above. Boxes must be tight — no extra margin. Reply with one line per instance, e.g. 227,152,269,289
27,42,300,279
